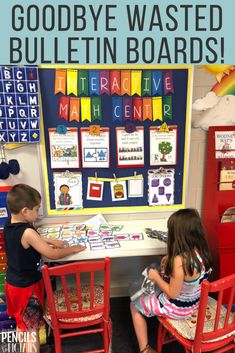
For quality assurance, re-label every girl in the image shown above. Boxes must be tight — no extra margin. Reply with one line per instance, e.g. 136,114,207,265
130,208,212,353
4,184,86,353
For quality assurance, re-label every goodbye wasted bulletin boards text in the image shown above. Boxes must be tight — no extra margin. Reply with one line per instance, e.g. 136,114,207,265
39,65,192,215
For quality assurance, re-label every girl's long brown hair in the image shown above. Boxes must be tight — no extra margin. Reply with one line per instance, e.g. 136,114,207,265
165,208,212,276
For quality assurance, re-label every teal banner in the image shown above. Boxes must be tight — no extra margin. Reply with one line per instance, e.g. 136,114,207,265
0,0,234,64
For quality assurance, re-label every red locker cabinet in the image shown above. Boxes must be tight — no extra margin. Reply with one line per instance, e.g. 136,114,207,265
203,126,235,284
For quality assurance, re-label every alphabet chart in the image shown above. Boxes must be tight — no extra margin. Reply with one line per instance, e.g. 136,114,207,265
0,66,40,143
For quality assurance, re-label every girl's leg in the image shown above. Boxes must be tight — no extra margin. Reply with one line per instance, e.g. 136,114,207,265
130,302,148,352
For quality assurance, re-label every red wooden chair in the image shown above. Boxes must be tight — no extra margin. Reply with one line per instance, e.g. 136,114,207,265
157,274,235,353
42,257,111,353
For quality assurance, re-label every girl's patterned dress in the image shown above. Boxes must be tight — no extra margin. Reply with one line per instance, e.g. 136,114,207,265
133,254,211,319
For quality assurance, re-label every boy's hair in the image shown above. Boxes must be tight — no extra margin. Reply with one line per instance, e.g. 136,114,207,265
165,208,212,276
60,184,69,191
7,184,41,214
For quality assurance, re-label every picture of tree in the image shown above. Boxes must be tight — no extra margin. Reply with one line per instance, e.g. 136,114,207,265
159,141,173,162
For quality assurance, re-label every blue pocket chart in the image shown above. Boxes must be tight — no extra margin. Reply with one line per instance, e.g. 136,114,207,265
0,66,40,143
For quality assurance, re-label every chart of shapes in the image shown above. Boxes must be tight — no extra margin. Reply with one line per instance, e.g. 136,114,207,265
37,223,144,251
0,66,40,143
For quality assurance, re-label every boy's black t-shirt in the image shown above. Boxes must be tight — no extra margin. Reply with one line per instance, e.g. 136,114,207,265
4,222,42,287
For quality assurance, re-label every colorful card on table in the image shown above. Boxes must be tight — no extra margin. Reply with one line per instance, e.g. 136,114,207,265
49,128,79,169
129,233,144,240
148,168,175,206
53,172,83,210
90,242,105,251
80,127,110,168
116,127,144,167
115,234,130,240
149,126,177,166
104,241,120,249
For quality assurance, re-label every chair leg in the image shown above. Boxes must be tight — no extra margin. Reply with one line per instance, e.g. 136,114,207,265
103,327,109,353
53,329,62,353
157,323,167,353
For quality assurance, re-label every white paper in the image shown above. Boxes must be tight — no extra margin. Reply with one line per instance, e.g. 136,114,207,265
148,169,175,206
116,127,144,167
81,128,110,168
83,214,109,230
53,172,83,210
128,178,144,198
150,126,177,166
215,131,235,159
49,128,79,168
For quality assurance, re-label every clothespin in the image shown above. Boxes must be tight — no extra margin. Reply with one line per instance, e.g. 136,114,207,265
113,173,118,183
95,172,98,183
134,171,137,179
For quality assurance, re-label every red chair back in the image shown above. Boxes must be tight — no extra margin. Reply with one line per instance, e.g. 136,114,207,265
42,257,111,353
157,274,235,353
194,274,235,347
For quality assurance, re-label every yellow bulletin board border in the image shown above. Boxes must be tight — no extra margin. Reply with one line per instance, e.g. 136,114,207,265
39,64,193,216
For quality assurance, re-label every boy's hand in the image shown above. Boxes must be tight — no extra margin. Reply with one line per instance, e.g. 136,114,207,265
48,239,68,248
71,245,86,253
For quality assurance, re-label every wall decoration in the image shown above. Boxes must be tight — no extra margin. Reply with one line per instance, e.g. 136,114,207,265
192,91,235,131
116,126,144,167
80,127,110,168
128,176,144,198
0,66,40,143
53,171,83,210
148,169,175,206
49,128,79,169
149,126,177,166
110,180,127,201
215,130,235,158
87,179,104,201
39,66,192,214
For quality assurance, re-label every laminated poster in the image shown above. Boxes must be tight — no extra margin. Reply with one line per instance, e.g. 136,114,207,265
116,126,144,167
49,128,79,169
80,127,110,168
215,130,235,159
148,168,175,206
149,126,177,166
53,172,83,210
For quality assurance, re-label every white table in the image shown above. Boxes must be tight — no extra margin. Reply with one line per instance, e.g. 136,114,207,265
43,219,167,262
43,219,167,296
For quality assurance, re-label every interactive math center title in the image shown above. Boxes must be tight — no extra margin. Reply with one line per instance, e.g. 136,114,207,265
9,4,224,64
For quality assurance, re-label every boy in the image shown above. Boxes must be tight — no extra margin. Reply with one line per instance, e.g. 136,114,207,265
4,184,85,353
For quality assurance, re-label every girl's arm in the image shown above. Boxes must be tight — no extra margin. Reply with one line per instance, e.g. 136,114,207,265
22,228,85,260
148,255,184,299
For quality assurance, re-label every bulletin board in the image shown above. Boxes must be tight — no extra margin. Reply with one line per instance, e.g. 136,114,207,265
38,65,192,215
